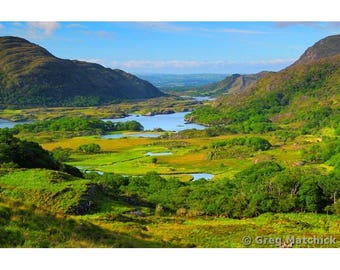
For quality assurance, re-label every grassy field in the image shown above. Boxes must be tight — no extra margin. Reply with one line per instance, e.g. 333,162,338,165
1,193,338,247
40,131,321,181
1,106,338,248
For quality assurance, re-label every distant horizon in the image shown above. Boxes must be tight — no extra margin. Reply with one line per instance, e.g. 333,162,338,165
0,22,339,74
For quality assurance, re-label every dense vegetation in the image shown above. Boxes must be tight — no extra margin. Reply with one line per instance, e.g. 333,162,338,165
86,157,339,218
0,129,81,177
0,36,164,107
189,72,269,97
78,143,101,153
187,36,340,135
0,34,339,248
12,117,144,136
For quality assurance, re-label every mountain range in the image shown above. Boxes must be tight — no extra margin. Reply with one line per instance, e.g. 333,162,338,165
191,71,270,97
189,34,340,131
0,36,164,107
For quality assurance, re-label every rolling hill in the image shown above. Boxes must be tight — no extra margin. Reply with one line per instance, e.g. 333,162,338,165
0,36,164,107
189,34,340,133
191,71,270,97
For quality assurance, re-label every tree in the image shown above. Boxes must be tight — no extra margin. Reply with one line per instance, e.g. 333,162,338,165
0,128,82,177
298,177,328,212
78,143,101,153
51,147,72,162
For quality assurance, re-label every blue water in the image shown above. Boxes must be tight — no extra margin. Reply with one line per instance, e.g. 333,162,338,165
191,173,214,181
101,133,161,139
102,112,205,132
145,152,173,156
192,96,216,102
0,119,30,129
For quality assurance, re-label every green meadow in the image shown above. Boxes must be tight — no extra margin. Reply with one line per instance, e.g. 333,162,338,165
0,101,339,248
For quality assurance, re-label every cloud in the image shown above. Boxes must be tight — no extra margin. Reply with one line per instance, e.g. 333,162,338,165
212,28,266,34
112,60,203,69
27,22,60,36
110,58,294,73
136,22,192,33
276,22,340,30
135,22,266,35
0,23,4,30
247,58,296,65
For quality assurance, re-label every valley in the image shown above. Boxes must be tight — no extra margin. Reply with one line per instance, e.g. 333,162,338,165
0,33,339,248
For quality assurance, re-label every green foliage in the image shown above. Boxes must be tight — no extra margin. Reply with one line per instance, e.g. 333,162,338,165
211,137,271,151
51,147,72,162
86,162,339,218
209,137,271,160
78,143,101,153
0,36,163,107
187,106,226,125
0,198,157,248
0,128,82,177
188,54,340,134
302,137,340,164
0,128,58,170
0,169,89,214
13,117,144,135
113,120,144,131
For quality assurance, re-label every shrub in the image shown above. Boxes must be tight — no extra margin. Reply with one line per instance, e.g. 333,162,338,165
78,143,101,153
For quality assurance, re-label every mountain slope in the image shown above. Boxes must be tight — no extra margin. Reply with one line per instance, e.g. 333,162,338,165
189,35,340,133
0,36,164,107
294,34,340,65
192,72,270,96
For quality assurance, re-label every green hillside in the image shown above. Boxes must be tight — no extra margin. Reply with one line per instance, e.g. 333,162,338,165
0,36,164,107
188,35,340,134
295,34,340,65
190,72,270,97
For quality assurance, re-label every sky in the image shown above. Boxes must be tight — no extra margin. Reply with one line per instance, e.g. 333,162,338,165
0,21,339,74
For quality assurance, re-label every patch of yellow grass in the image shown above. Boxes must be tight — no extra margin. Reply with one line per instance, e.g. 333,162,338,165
42,137,156,151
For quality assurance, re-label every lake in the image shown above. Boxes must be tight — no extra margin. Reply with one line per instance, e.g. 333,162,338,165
0,119,30,129
191,173,214,181
101,133,161,139
102,112,205,132
192,96,216,102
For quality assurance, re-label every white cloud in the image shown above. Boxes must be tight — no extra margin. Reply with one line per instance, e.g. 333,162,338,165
135,22,266,35
27,22,60,36
112,60,200,69
276,22,340,30
213,28,266,34
247,58,296,65
110,58,295,73
136,22,191,33
0,24,4,30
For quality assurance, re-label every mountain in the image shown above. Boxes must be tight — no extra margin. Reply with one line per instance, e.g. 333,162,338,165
191,72,270,96
189,35,340,133
137,73,227,89
0,36,164,107
294,34,340,65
